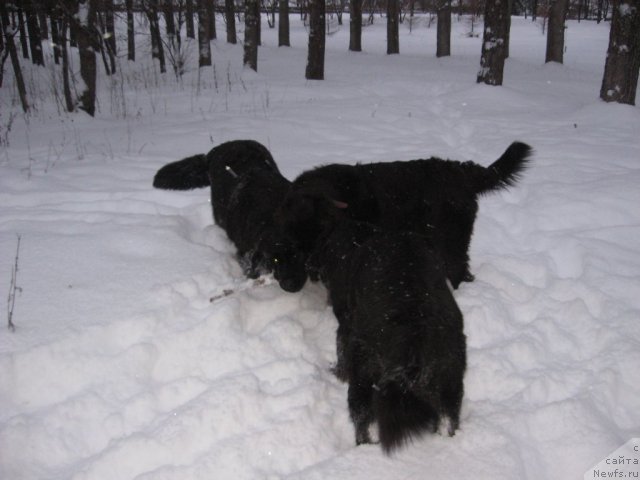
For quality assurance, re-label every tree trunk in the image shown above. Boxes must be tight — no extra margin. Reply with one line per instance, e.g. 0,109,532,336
306,0,325,79
17,6,30,60
75,0,98,116
600,0,640,105
279,0,290,46
50,6,62,65
126,0,135,60
545,0,569,63
147,0,166,73
185,0,195,38
436,0,451,57
0,1,29,112
225,0,237,44
477,0,511,85
197,0,212,66
60,17,74,112
387,0,399,54
349,0,362,51
244,0,259,70
25,0,44,65
105,0,116,73
207,0,216,40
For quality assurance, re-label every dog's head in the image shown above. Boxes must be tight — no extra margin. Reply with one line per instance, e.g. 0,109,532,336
254,232,308,293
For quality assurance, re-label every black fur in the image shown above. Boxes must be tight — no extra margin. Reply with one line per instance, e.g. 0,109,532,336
153,140,307,292
309,221,466,453
277,142,532,288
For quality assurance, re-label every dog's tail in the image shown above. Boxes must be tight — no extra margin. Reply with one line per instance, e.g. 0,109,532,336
375,380,440,454
152,154,209,190
475,141,532,195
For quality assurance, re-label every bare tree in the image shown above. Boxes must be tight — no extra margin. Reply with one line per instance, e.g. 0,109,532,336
437,0,452,58
225,0,237,44
244,0,259,70
0,1,29,112
600,0,640,105
185,0,195,38
126,0,135,60
545,0,569,63
279,0,290,46
387,0,399,54
477,0,511,85
306,0,325,79
349,0,362,51
146,0,167,73
75,0,99,115
25,0,45,66
197,0,212,66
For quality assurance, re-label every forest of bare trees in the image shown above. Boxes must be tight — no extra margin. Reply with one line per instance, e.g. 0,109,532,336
1,0,639,116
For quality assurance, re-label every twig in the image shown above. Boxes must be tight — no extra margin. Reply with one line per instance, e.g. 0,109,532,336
7,234,22,332
209,277,271,304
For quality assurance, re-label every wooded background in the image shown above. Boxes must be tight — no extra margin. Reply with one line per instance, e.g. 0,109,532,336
1,0,639,117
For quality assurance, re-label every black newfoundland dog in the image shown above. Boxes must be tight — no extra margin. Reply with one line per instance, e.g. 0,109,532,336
153,140,307,293
308,219,466,453
276,142,532,289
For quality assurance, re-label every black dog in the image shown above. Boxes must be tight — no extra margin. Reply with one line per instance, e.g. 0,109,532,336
153,140,307,292
308,220,466,453
277,142,532,288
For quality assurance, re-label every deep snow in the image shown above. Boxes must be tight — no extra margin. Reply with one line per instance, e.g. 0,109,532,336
1,14,639,480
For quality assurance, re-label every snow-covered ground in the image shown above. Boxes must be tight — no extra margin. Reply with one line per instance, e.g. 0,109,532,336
1,14,639,480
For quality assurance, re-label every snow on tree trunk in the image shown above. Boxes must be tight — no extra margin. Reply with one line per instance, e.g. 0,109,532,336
76,0,97,116
197,0,212,67
244,0,259,71
477,0,511,86
306,0,326,79
600,0,640,105
545,0,569,63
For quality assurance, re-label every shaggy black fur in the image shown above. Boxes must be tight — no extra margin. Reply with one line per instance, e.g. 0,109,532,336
308,220,466,453
152,140,307,292
277,141,532,288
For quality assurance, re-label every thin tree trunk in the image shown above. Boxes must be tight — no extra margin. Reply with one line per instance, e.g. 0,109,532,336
349,0,362,51
279,0,290,46
50,6,62,65
225,0,237,44
75,0,98,116
105,0,116,73
147,0,166,73
126,0,135,60
387,0,399,54
185,0,195,38
198,0,212,66
17,6,30,59
477,0,510,85
25,0,44,65
600,0,640,105
0,2,29,112
207,0,216,40
436,0,451,57
244,0,259,70
306,0,325,79
60,17,74,112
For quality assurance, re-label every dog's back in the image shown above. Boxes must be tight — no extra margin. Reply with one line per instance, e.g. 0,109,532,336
346,231,466,453
280,142,532,288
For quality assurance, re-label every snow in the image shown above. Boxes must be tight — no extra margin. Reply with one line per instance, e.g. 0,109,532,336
1,15,639,480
